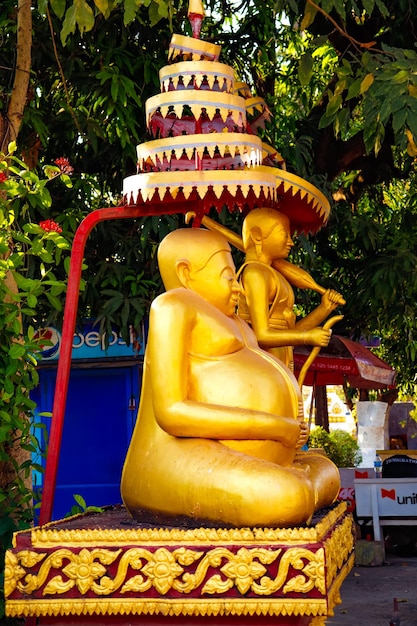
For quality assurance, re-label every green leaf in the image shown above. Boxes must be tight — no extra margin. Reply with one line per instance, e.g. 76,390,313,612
60,173,73,188
12,272,37,290
73,493,87,509
111,76,119,102
298,53,314,87
362,0,375,15
300,2,318,31
360,73,374,94
9,344,26,359
50,0,67,18
333,0,346,19
23,223,43,234
148,0,164,26
374,0,389,17
74,0,95,33
392,107,407,135
46,292,63,311
61,5,76,45
61,0,95,45
27,294,38,308
346,77,362,100
0,426,14,443
123,0,139,25
392,69,411,84
94,0,111,18
326,93,342,117
407,106,417,137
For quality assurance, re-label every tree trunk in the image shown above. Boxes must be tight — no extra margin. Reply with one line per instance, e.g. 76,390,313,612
315,385,330,432
1,0,32,149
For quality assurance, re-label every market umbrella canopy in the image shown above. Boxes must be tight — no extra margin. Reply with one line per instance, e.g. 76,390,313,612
293,335,396,389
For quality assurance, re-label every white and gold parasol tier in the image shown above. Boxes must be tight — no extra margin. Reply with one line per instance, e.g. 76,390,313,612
160,61,235,93
146,90,247,128
123,166,330,232
124,168,275,203
136,133,264,172
168,34,221,62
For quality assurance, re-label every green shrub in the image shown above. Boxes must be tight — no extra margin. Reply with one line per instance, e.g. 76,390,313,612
308,427,362,467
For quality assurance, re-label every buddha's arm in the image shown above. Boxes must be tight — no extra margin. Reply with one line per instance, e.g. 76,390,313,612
149,293,300,447
243,266,330,347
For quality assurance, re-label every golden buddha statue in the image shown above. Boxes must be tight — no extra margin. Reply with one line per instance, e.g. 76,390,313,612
121,228,340,528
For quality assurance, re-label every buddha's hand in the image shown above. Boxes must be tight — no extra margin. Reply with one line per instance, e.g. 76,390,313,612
321,288,345,310
280,418,302,448
296,421,309,449
306,326,332,347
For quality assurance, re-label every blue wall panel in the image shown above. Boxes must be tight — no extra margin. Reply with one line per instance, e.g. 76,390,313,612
32,364,141,520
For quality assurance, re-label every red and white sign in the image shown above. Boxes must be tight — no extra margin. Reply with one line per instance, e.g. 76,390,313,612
355,478,417,517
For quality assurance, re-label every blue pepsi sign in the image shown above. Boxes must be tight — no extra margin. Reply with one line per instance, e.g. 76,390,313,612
34,324,145,361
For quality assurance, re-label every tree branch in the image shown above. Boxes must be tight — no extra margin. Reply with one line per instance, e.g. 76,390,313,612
305,0,378,52
6,0,32,147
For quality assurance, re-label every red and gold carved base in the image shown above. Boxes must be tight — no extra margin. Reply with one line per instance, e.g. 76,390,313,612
5,502,354,625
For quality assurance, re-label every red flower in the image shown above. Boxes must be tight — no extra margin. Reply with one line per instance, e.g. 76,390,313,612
40,219,63,233
0,171,7,183
54,157,74,175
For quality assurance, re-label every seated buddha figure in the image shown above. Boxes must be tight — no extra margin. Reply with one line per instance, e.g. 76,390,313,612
121,228,340,527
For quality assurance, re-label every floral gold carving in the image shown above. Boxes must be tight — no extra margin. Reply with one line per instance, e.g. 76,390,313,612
202,547,281,594
6,544,327,599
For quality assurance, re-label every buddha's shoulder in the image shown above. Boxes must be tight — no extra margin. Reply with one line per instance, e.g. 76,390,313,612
152,288,204,310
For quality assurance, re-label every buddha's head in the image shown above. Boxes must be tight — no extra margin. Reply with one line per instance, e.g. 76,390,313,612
242,208,294,259
158,228,240,316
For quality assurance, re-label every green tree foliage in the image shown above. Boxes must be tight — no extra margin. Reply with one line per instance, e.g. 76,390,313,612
0,144,71,619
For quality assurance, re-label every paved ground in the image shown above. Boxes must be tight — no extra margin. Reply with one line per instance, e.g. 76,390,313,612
328,553,417,625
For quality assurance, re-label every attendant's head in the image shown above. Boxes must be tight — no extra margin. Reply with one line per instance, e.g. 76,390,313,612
242,208,294,260
158,228,241,316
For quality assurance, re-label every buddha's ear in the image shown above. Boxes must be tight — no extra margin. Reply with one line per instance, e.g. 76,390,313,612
176,259,191,287
249,226,263,258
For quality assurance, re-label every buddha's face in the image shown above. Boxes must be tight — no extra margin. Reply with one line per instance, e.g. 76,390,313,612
187,250,241,316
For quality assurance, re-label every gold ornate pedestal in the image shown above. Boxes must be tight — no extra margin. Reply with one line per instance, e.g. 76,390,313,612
5,502,354,626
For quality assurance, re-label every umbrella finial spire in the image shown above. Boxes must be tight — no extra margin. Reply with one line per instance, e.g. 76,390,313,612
188,0,205,38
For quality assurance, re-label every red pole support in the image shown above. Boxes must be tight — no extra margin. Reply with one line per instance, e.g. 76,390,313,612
38,206,146,525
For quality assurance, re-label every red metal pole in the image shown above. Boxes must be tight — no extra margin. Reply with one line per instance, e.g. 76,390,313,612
38,206,146,525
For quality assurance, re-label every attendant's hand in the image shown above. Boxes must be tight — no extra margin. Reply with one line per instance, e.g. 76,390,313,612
321,288,345,310
306,327,332,347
